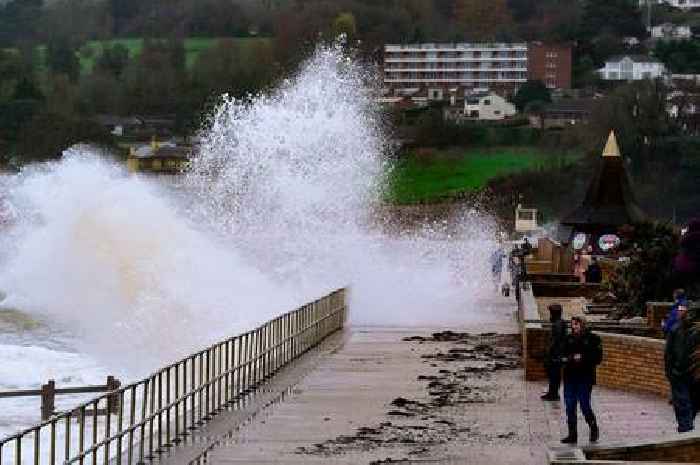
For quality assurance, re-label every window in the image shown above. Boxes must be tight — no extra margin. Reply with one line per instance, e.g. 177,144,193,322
494,110,501,115
484,99,491,105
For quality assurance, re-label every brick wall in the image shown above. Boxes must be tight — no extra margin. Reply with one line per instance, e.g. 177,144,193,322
523,326,669,397
596,332,669,397
647,301,672,334
523,323,548,381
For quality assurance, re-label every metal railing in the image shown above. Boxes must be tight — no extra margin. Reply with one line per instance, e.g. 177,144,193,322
0,377,122,421
0,288,347,465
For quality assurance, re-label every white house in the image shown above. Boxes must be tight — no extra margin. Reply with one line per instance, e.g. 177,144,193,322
598,55,666,81
463,92,516,120
650,23,692,40
639,0,700,9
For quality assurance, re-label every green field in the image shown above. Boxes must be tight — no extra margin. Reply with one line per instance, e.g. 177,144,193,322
9,37,270,76
387,147,580,204
77,37,270,73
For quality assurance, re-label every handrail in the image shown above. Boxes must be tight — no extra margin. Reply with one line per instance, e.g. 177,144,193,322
0,288,348,465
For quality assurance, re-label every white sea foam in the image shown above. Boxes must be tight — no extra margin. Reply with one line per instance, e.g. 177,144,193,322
0,43,500,455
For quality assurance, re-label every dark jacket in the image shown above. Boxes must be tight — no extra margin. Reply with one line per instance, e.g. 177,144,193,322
562,329,603,385
585,262,602,283
548,319,568,365
665,319,693,382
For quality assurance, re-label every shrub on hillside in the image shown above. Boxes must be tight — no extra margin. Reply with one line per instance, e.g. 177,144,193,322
605,222,681,316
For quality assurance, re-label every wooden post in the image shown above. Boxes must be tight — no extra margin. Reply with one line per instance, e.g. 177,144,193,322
107,376,121,414
41,380,55,421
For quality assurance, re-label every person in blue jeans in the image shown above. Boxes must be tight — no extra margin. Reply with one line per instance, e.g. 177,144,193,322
665,301,697,432
561,315,603,444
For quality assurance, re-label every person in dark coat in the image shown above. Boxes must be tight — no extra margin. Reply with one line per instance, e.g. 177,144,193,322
663,290,687,335
561,315,603,444
542,303,567,401
584,257,602,284
665,301,697,432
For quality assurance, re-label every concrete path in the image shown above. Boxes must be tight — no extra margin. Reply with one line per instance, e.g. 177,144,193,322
161,294,679,465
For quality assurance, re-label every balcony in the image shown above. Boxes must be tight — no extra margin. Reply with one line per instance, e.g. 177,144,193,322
384,43,528,51
384,57,528,63
384,77,528,83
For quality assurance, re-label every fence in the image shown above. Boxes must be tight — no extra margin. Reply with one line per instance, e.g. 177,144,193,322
0,288,347,465
0,377,122,421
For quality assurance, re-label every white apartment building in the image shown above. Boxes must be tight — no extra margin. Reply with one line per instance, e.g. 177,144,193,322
598,55,666,81
383,43,529,98
650,23,692,40
639,0,700,9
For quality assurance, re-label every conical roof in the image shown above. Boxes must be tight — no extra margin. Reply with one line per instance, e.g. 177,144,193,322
561,131,646,230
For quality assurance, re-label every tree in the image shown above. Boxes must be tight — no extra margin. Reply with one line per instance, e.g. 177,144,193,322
0,0,43,46
579,0,646,41
15,112,114,163
78,71,126,115
95,44,130,78
122,39,181,114
46,39,81,82
524,100,548,130
12,76,44,101
512,80,551,112
109,0,141,35
333,12,357,41
454,0,513,41
605,222,680,316
586,80,673,162
0,50,24,101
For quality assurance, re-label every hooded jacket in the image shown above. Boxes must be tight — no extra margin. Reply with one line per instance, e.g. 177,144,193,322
562,329,603,385
548,306,567,364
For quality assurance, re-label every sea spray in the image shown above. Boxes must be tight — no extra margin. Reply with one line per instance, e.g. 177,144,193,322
0,150,292,375
187,42,500,326
0,43,501,449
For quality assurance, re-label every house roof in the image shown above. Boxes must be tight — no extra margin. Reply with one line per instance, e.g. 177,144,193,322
561,131,646,229
93,115,142,126
606,54,661,64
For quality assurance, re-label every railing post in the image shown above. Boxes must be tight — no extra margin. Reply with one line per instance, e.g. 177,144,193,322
41,380,55,421
106,376,121,414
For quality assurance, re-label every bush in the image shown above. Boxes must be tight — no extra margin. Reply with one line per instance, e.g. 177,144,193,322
605,222,681,316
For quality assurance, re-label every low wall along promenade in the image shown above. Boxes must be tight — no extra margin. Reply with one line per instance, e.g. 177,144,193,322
524,325,669,397
518,271,700,464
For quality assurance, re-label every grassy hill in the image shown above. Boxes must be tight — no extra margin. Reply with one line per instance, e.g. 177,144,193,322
77,37,272,72
18,37,271,76
387,147,581,204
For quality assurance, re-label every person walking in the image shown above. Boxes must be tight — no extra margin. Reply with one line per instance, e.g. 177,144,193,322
662,289,687,335
561,316,603,444
542,303,567,401
665,300,697,433
490,247,506,291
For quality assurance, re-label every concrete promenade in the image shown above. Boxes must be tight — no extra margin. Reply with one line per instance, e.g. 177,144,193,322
162,293,678,465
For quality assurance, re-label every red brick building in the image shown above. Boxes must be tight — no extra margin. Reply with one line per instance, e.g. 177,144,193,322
527,42,572,90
